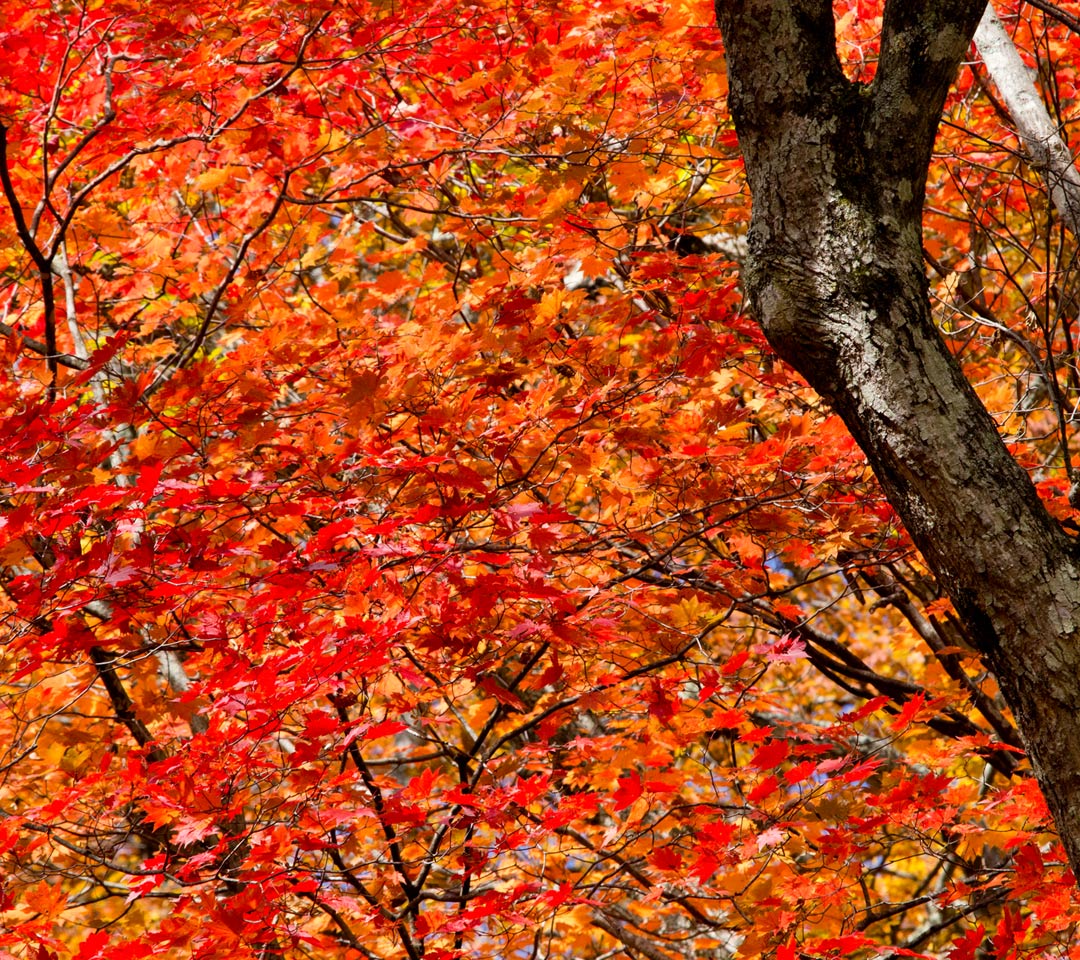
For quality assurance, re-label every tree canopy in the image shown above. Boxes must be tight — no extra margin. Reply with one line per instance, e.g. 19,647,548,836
0,2,1079,959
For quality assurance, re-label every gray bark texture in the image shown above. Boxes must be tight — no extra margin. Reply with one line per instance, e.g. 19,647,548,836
715,0,1080,879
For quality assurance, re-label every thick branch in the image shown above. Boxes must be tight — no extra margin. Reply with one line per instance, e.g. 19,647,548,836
89,647,168,765
0,124,58,390
0,321,89,370
871,0,988,192
714,1,849,173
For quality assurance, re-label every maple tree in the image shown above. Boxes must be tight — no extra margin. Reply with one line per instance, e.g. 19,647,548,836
0,0,1080,958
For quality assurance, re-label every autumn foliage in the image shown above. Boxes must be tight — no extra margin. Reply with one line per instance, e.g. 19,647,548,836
1,1,1079,958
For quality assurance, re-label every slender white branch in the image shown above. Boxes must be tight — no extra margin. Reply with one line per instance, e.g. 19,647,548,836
53,242,88,361
975,2,1080,234
155,648,210,735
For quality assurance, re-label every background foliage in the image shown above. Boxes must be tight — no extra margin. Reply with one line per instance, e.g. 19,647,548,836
0,1,1079,957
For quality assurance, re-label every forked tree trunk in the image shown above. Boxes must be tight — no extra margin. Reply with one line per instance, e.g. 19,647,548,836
716,0,1080,877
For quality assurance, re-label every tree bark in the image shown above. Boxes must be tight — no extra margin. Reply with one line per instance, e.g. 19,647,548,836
716,0,1080,878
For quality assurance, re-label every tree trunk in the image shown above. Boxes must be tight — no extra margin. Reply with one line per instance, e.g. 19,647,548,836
716,0,1080,878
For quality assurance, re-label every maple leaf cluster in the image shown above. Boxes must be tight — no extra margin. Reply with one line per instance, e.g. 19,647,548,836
0,1,1078,959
